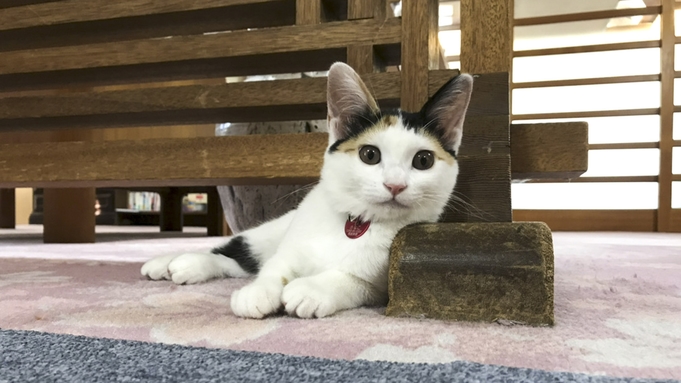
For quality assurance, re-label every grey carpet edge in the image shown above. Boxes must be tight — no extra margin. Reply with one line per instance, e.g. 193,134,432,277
0,328,676,383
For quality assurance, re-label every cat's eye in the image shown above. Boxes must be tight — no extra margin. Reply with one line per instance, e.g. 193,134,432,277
412,150,435,170
359,145,381,165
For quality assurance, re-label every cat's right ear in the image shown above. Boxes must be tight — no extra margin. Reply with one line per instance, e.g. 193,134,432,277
327,62,379,142
420,73,473,154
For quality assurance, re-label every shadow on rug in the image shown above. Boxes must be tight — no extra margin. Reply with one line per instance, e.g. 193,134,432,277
0,231,680,381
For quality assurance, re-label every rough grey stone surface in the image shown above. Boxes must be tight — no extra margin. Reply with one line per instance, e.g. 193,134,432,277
1,329,677,383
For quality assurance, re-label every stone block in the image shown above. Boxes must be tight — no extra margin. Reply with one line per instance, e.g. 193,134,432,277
386,222,554,326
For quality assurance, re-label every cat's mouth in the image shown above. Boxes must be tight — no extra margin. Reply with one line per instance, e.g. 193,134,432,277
379,199,410,209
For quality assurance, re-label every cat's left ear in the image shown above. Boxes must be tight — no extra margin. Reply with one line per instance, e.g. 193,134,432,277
421,73,474,154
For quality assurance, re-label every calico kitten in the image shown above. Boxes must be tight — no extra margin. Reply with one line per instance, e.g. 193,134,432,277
141,62,473,319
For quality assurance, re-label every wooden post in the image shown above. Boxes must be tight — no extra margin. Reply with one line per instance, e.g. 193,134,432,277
658,0,674,232
346,45,374,74
160,188,183,232
43,188,95,243
0,189,16,229
449,0,513,223
296,0,322,24
348,0,374,19
460,0,513,74
346,0,387,74
400,0,439,112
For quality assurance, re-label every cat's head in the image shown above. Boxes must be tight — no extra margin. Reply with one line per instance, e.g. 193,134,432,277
321,62,473,223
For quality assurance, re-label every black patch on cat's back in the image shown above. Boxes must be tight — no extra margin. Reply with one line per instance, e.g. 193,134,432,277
211,236,259,274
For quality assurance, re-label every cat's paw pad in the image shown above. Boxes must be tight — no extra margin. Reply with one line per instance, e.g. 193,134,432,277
231,281,283,319
282,279,337,319
166,253,219,285
141,254,179,280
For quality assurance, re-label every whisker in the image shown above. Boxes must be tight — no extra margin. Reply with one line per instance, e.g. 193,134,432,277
270,182,319,205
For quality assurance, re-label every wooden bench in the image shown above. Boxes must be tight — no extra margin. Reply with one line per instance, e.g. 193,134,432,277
0,0,587,324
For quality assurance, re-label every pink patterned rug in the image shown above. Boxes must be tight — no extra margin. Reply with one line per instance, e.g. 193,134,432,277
1,226,680,380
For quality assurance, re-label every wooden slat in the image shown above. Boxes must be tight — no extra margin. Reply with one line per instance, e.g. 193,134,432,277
0,70,511,130
0,124,216,144
512,108,660,121
514,6,661,26
0,18,401,76
511,122,588,179
0,71,437,118
589,142,660,150
0,128,589,188
513,41,661,58
513,209,657,232
0,0,277,30
673,174,681,181
0,49,354,92
0,134,328,188
461,0,512,73
512,74,661,89
658,0,674,232
0,0,58,9
526,176,659,183
0,1,296,52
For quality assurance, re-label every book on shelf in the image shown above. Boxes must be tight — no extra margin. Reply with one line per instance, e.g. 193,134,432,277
122,192,208,213
127,192,161,212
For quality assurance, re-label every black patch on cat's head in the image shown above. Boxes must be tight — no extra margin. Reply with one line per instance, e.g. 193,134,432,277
399,111,457,159
328,107,385,153
327,107,459,159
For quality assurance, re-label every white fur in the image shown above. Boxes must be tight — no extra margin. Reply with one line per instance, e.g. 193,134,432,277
142,62,471,319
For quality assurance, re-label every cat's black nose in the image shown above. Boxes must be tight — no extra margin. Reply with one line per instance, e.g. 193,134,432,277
384,183,407,196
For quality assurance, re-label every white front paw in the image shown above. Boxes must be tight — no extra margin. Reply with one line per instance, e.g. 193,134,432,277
166,253,221,285
282,279,338,319
230,280,283,319
141,254,179,280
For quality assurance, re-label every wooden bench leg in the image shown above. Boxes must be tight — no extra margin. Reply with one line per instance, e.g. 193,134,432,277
0,189,16,229
43,188,95,243
160,188,183,232
206,187,230,236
